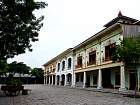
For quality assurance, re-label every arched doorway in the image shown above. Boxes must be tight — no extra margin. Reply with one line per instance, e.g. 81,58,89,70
61,74,65,86
67,73,72,86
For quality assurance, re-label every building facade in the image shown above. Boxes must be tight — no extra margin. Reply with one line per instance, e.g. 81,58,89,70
43,12,140,91
43,48,74,87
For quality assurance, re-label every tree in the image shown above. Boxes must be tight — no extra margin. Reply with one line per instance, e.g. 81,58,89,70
112,35,140,65
0,60,9,77
111,34,140,97
31,68,44,84
8,61,31,75
0,0,47,60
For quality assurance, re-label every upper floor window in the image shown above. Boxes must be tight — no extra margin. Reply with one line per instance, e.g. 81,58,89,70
104,43,115,61
50,66,52,72
52,66,55,72
62,61,65,71
57,63,60,72
76,56,82,68
48,67,51,72
47,68,49,74
68,58,72,69
87,51,96,66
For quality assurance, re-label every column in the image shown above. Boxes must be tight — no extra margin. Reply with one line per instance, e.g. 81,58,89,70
49,76,51,84
59,75,61,86
83,71,86,88
90,72,94,86
97,69,103,89
119,65,126,91
44,76,46,84
72,73,75,87
46,76,48,84
64,74,67,86
55,75,57,85
52,75,54,85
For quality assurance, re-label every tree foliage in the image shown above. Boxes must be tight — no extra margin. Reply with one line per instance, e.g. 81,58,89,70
8,61,31,75
0,60,9,76
112,34,140,95
31,68,44,84
0,0,47,60
111,34,140,65
31,68,43,78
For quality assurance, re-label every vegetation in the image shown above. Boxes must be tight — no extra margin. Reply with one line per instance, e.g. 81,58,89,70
0,60,9,77
31,68,44,84
111,34,140,97
6,74,23,86
112,34,140,65
0,0,47,61
8,61,31,75
0,61,44,84
0,0,47,85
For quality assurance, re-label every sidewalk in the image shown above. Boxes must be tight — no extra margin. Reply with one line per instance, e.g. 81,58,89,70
50,84,140,96
80,87,140,95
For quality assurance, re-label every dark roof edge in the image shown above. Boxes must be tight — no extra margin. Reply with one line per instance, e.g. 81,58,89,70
73,23,121,51
104,15,138,27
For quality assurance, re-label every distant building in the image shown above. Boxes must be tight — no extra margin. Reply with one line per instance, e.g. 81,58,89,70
0,73,36,84
43,12,140,91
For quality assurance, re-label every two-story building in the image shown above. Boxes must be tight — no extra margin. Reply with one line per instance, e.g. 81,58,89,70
43,58,56,85
43,48,74,87
43,12,140,91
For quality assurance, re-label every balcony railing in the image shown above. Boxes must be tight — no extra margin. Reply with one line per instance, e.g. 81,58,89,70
87,61,96,66
75,64,82,69
68,67,71,70
103,57,111,62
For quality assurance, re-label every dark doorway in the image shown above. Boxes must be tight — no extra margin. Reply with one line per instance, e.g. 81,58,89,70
86,75,90,87
93,74,97,86
129,72,136,90
53,75,55,85
50,76,52,84
67,73,72,85
57,75,60,85
61,74,65,86
102,69,113,88
115,72,120,86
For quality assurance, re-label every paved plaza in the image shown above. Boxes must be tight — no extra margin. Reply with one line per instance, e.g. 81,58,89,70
0,85,140,105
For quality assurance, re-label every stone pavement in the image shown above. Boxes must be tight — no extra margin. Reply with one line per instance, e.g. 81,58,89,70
73,86,140,95
0,84,140,105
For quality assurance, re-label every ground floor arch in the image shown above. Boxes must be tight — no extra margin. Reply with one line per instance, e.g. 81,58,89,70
66,73,72,86
61,74,65,86
56,75,60,85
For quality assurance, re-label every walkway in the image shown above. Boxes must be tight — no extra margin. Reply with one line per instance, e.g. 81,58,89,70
0,85,140,105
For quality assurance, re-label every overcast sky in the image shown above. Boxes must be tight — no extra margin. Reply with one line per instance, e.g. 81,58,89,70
8,0,140,68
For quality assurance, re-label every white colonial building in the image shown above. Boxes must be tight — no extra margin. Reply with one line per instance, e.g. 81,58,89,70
43,12,140,91
44,48,74,87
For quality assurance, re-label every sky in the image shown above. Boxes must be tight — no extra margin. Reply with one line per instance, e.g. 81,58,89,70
8,0,140,68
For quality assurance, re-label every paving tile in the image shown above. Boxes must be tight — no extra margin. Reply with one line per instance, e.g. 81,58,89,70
0,85,140,105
